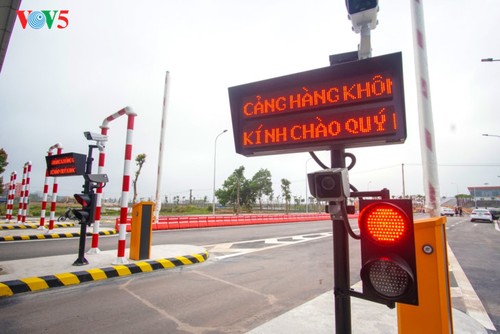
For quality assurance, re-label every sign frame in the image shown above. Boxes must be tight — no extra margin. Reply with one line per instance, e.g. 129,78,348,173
228,52,406,156
45,152,87,177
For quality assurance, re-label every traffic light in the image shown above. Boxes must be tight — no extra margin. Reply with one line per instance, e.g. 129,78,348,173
358,199,418,306
72,192,96,225
307,168,350,201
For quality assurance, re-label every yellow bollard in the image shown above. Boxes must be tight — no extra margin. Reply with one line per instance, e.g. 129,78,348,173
397,216,454,333
129,201,154,261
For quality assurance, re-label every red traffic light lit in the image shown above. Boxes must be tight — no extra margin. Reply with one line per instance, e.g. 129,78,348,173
359,202,410,244
358,199,418,306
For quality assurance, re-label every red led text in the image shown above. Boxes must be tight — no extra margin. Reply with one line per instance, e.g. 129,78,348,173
242,75,393,118
242,107,398,147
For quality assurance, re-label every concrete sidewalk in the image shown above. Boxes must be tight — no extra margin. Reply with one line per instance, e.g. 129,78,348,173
248,291,489,334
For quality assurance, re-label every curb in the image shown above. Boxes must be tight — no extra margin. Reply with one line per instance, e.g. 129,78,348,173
0,251,209,297
0,222,76,230
0,229,117,242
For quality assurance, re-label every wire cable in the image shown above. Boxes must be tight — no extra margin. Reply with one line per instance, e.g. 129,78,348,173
341,201,360,240
309,151,329,169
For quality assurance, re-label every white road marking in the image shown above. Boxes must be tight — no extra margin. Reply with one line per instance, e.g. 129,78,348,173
203,232,332,260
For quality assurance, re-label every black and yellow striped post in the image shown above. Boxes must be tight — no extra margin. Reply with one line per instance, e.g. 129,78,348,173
130,202,154,261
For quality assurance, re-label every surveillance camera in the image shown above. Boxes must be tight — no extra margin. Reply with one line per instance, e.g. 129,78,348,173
84,173,109,184
346,1,378,33
84,131,108,142
308,168,350,201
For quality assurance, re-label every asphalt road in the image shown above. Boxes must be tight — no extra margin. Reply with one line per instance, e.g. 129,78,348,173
0,221,337,333
0,217,498,333
445,216,500,332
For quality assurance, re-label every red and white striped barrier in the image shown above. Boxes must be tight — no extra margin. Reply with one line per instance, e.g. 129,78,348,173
39,143,62,230
115,213,338,232
154,71,170,223
16,165,27,223
16,162,32,224
89,106,136,263
47,150,62,232
21,162,32,224
5,172,16,222
410,0,441,217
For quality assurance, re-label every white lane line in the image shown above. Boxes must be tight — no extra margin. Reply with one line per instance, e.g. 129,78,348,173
447,245,496,331
204,232,332,260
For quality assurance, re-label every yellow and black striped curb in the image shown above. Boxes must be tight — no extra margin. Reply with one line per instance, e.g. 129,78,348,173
0,230,117,242
0,222,76,230
0,251,209,297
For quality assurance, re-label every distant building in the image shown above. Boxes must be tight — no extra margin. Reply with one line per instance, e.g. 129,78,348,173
467,186,500,208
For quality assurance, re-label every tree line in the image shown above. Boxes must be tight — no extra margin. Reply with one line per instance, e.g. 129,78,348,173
215,166,293,214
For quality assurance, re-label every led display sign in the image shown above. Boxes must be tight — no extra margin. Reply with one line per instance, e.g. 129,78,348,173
45,152,86,177
228,52,406,156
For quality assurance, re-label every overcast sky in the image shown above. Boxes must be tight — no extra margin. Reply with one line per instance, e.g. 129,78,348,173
1,0,499,204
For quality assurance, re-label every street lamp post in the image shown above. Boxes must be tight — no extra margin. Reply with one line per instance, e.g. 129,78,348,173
212,129,227,215
481,58,500,62
482,133,500,138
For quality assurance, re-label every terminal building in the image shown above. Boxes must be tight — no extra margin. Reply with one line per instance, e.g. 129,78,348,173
467,186,500,208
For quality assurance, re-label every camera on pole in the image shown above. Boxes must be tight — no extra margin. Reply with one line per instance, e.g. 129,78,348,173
84,131,107,150
345,0,379,33
307,168,350,202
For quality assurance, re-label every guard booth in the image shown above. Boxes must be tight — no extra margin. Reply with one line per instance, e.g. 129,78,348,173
129,201,154,260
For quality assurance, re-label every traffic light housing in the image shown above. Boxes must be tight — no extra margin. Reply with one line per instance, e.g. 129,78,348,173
72,192,96,226
358,199,418,306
